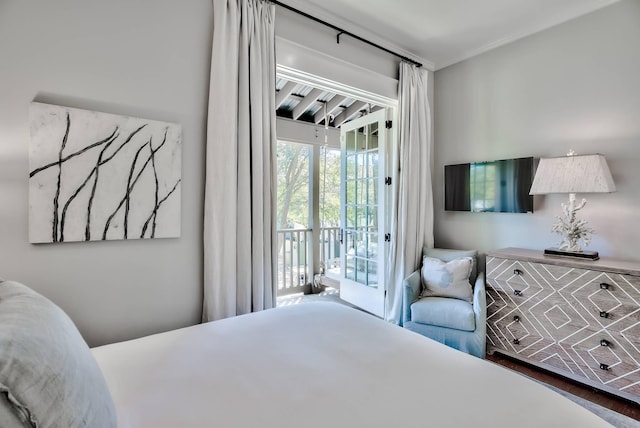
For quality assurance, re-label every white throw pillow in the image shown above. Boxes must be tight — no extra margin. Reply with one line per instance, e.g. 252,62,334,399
420,256,473,302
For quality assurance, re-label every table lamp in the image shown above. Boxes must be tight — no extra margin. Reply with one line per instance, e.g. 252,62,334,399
529,150,616,260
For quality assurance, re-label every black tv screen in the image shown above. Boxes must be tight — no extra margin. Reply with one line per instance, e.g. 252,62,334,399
444,157,534,213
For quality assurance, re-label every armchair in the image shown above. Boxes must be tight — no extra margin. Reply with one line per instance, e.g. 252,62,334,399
402,248,486,358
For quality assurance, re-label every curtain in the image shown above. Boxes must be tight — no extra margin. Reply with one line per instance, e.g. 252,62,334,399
203,0,276,322
386,62,434,324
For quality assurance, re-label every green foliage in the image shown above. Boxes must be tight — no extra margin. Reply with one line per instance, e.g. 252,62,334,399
319,148,341,227
276,142,342,230
277,142,309,228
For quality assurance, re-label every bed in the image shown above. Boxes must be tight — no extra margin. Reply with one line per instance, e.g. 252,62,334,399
0,280,613,427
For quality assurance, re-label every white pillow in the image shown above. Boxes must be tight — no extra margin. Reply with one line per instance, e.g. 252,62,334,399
420,256,473,302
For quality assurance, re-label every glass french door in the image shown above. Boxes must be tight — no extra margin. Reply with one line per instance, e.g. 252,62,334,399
339,109,387,317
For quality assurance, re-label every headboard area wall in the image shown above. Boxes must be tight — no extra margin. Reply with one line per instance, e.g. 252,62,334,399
0,0,213,346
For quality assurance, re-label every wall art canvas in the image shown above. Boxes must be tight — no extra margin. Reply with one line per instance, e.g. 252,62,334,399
29,102,182,243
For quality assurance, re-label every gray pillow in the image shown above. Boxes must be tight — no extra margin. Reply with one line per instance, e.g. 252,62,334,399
420,256,474,302
0,280,116,428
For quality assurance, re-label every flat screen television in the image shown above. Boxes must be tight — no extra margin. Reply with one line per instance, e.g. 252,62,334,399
444,157,535,213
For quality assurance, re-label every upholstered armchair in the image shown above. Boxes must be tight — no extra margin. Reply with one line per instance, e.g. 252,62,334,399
402,248,486,358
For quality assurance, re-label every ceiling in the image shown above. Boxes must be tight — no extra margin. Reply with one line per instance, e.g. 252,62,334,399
275,0,620,128
281,0,620,70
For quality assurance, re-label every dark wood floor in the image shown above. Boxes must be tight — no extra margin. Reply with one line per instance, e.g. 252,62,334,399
487,353,640,422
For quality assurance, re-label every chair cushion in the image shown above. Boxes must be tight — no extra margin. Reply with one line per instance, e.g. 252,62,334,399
424,248,478,284
410,297,476,332
0,280,117,427
420,256,473,302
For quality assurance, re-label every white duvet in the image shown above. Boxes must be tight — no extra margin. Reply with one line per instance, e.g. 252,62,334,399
92,302,612,427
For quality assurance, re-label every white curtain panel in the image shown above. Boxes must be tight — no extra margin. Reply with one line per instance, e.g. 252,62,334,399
386,62,434,324
203,0,277,322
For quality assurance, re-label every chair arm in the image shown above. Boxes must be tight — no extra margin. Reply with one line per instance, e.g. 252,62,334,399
473,272,487,356
402,270,421,326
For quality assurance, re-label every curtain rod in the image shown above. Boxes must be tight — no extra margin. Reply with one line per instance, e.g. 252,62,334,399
271,1,423,68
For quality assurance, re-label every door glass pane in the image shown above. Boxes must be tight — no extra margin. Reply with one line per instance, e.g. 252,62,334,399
355,232,367,257
356,127,365,153
368,125,379,150
346,230,356,253
356,180,366,205
369,152,378,178
345,255,355,281
356,153,366,179
358,209,366,231
346,205,355,228
346,154,356,180
346,130,356,153
346,181,355,208
369,202,378,230
367,261,378,287
367,178,377,207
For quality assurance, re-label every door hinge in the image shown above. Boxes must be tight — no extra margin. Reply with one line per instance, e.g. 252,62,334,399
385,120,392,129
385,177,392,185
384,233,391,242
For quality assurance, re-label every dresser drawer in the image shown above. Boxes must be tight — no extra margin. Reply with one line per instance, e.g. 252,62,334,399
558,272,640,330
488,257,587,290
528,296,598,343
558,331,640,397
485,282,542,319
486,258,541,290
618,316,640,343
486,278,547,308
487,310,554,355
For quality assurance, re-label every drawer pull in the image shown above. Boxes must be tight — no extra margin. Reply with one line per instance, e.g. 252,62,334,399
513,315,520,322
599,363,609,371
599,283,610,290
513,338,520,345
514,289,523,296
599,311,610,319
600,339,610,347
514,269,523,276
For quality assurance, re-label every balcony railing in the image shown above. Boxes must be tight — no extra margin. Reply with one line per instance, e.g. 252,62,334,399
276,226,340,296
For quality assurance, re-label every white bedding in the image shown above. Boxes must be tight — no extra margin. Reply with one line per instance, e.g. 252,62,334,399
92,302,612,427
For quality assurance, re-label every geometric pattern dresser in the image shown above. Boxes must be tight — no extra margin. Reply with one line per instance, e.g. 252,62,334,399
486,248,640,404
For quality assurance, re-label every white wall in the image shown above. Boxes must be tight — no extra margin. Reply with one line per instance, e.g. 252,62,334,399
0,0,212,346
0,0,411,347
434,0,640,260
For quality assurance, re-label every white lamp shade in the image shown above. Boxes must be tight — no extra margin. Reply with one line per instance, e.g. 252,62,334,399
529,154,616,195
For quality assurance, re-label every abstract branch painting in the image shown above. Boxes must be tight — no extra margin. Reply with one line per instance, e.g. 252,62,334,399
29,102,182,243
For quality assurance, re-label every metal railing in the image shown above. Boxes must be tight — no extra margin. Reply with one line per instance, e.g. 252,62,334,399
276,226,340,295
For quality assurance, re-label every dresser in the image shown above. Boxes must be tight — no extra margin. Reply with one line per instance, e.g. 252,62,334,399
485,248,640,404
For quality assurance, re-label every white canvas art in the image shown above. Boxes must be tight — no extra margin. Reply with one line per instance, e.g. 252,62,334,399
29,102,182,243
